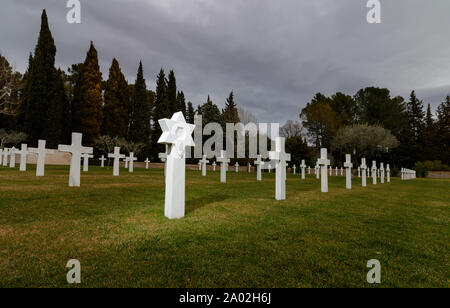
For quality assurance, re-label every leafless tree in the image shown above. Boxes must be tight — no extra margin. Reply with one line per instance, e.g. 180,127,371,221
280,120,304,139
238,107,258,125
0,54,22,116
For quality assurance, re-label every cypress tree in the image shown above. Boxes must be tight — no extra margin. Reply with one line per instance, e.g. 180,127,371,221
71,41,103,146
152,69,169,151
129,61,151,146
45,69,69,147
22,9,60,146
103,58,130,138
177,91,186,116
186,101,195,124
167,70,177,114
222,91,240,124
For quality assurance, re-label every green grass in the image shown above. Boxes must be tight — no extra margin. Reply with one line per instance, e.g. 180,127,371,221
0,165,448,288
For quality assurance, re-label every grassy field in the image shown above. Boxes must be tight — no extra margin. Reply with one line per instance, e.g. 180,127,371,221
0,165,448,288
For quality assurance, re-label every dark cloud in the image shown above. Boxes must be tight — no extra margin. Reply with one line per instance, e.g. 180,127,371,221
1,0,449,123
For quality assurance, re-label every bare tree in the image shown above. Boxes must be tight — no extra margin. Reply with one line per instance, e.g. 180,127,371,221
124,141,145,155
280,120,304,139
237,107,258,125
0,54,22,116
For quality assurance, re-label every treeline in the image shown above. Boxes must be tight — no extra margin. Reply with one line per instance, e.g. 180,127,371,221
0,10,241,160
300,88,450,168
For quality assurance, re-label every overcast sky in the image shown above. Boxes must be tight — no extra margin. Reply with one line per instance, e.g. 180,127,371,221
1,0,450,123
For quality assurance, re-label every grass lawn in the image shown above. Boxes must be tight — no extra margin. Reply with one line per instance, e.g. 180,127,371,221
0,165,448,288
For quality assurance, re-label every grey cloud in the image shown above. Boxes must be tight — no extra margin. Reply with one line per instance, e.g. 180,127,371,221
1,0,449,123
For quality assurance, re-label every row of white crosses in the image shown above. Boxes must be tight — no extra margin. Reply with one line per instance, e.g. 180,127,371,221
401,168,416,180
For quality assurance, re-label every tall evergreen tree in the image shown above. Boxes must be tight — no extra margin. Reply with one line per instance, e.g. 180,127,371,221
436,96,450,164
186,101,195,124
22,10,62,146
152,69,169,153
222,91,240,124
177,91,186,116
197,96,223,126
166,70,177,115
129,61,151,148
422,104,438,161
71,41,103,146
406,90,425,139
102,58,130,138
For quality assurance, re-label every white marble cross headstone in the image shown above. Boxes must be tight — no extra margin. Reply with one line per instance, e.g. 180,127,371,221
254,155,264,181
269,137,291,200
300,160,306,180
217,150,230,183
293,165,297,175
329,166,332,176
9,147,18,168
145,158,150,169
372,161,377,185
82,153,93,172
158,111,195,219
318,148,330,193
340,167,343,176
18,144,30,171
2,148,9,166
128,152,137,173
361,158,367,187
344,154,353,189
108,147,125,176
335,166,338,176
212,161,216,171
380,163,385,184
235,162,239,173
200,154,209,176
386,164,390,183
315,163,320,179
58,133,93,187
99,155,107,168
124,157,130,169
29,140,55,177
248,162,251,173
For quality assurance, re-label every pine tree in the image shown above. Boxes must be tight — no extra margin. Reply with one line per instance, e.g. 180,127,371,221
177,91,186,116
405,91,425,163
436,96,450,163
197,96,223,126
422,104,438,161
186,101,195,124
102,58,130,138
22,10,60,146
222,91,240,124
129,61,151,147
166,70,177,115
71,41,103,146
406,91,425,139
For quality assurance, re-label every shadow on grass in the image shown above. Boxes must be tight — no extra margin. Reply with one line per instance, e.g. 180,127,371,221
185,194,230,214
